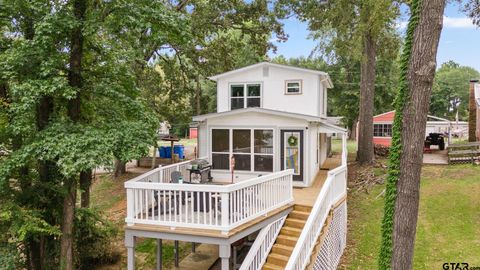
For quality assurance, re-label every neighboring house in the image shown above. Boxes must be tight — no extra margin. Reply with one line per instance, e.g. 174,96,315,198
363,110,467,147
124,62,348,270
189,127,198,139
192,62,345,187
157,121,170,135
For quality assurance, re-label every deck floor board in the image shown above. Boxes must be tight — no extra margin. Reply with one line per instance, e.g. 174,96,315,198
293,157,341,207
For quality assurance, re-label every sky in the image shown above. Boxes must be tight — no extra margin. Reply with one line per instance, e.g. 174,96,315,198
268,2,480,72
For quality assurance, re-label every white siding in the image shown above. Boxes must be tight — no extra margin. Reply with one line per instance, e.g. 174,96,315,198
197,122,208,157
216,65,325,116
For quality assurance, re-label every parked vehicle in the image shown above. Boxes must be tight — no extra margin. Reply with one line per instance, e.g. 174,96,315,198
425,132,445,150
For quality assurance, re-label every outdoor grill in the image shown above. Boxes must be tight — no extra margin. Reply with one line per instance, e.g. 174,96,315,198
190,159,210,170
188,159,212,183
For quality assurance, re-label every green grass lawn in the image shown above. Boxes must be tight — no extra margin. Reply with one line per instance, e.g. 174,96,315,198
158,138,197,146
332,138,357,154
342,164,480,269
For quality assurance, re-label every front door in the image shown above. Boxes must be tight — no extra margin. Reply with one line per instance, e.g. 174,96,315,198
281,130,304,181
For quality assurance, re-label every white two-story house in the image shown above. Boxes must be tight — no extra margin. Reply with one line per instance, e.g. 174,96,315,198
124,62,348,270
193,62,345,187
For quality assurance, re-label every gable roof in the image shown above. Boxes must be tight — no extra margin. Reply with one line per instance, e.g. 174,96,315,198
373,110,454,123
192,107,322,122
192,107,347,132
208,62,334,88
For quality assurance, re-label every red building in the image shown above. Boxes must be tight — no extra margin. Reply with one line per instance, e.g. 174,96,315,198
189,127,198,139
359,111,461,147
371,111,395,146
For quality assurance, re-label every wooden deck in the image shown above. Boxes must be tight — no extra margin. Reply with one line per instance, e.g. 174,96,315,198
125,203,293,239
293,157,342,207
126,157,342,238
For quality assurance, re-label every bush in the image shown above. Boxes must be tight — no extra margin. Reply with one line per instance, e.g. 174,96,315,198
74,208,120,269
374,144,390,157
0,245,18,270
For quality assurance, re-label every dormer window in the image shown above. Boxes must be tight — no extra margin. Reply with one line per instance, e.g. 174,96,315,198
230,83,261,110
285,80,302,94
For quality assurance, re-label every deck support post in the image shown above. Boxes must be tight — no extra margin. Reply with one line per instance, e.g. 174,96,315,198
125,233,136,270
174,240,179,267
156,239,162,270
219,244,231,270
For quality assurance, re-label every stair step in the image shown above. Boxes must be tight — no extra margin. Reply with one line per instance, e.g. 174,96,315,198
266,253,289,267
272,243,294,256
263,262,283,270
289,210,310,220
285,218,306,229
294,204,312,212
276,234,298,246
281,226,302,237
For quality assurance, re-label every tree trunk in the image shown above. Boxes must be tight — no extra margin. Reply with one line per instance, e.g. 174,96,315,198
195,74,201,115
392,1,445,269
356,32,376,164
349,119,358,140
80,170,92,208
0,83,7,100
61,0,86,268
60,177,77,270
151,141,159,169
114,159,127,178
469,80,478,142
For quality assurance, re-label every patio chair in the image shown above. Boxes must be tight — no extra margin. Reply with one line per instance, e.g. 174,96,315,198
171,171,182,183
171,170,189,205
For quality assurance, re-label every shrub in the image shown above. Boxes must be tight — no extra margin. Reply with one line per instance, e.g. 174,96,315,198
74,208,120,269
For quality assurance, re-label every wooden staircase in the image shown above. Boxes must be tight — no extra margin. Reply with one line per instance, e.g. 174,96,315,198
262,204,312,270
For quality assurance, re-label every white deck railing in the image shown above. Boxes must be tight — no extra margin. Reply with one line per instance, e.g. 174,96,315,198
125,164,294,232
284,165,347,270
239,216,287,270
131,157,207,184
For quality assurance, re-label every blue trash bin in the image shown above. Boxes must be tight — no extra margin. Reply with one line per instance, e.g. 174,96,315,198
174,145,185,159
158,147,166,158
163,146,172,158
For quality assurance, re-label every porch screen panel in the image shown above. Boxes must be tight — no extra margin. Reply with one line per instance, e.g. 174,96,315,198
212,129,229,170
254,130,273,172
233,129,251,171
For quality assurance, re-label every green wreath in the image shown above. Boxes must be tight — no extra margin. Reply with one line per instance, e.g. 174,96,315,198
287,135,298,147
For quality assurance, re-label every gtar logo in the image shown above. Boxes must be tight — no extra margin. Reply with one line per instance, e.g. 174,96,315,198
443,263,469,270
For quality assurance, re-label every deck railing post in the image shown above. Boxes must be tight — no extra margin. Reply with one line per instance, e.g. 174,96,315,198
159,166,164,183
221,192,230,233
126,188,135,225
157,165,162,183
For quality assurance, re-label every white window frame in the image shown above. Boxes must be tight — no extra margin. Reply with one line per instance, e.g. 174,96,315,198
285,80,303,95
373,123,393,138
229,82,262,110
210,127,274,173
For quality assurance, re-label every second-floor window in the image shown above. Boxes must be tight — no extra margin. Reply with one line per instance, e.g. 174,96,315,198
285,80,302,94
230,83,261,110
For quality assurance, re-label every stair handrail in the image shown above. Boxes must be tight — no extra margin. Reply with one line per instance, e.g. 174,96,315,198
284,164,347,270
239,216,287,270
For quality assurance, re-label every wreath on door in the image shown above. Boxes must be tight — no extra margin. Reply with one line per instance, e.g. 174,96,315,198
288,135,298,147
